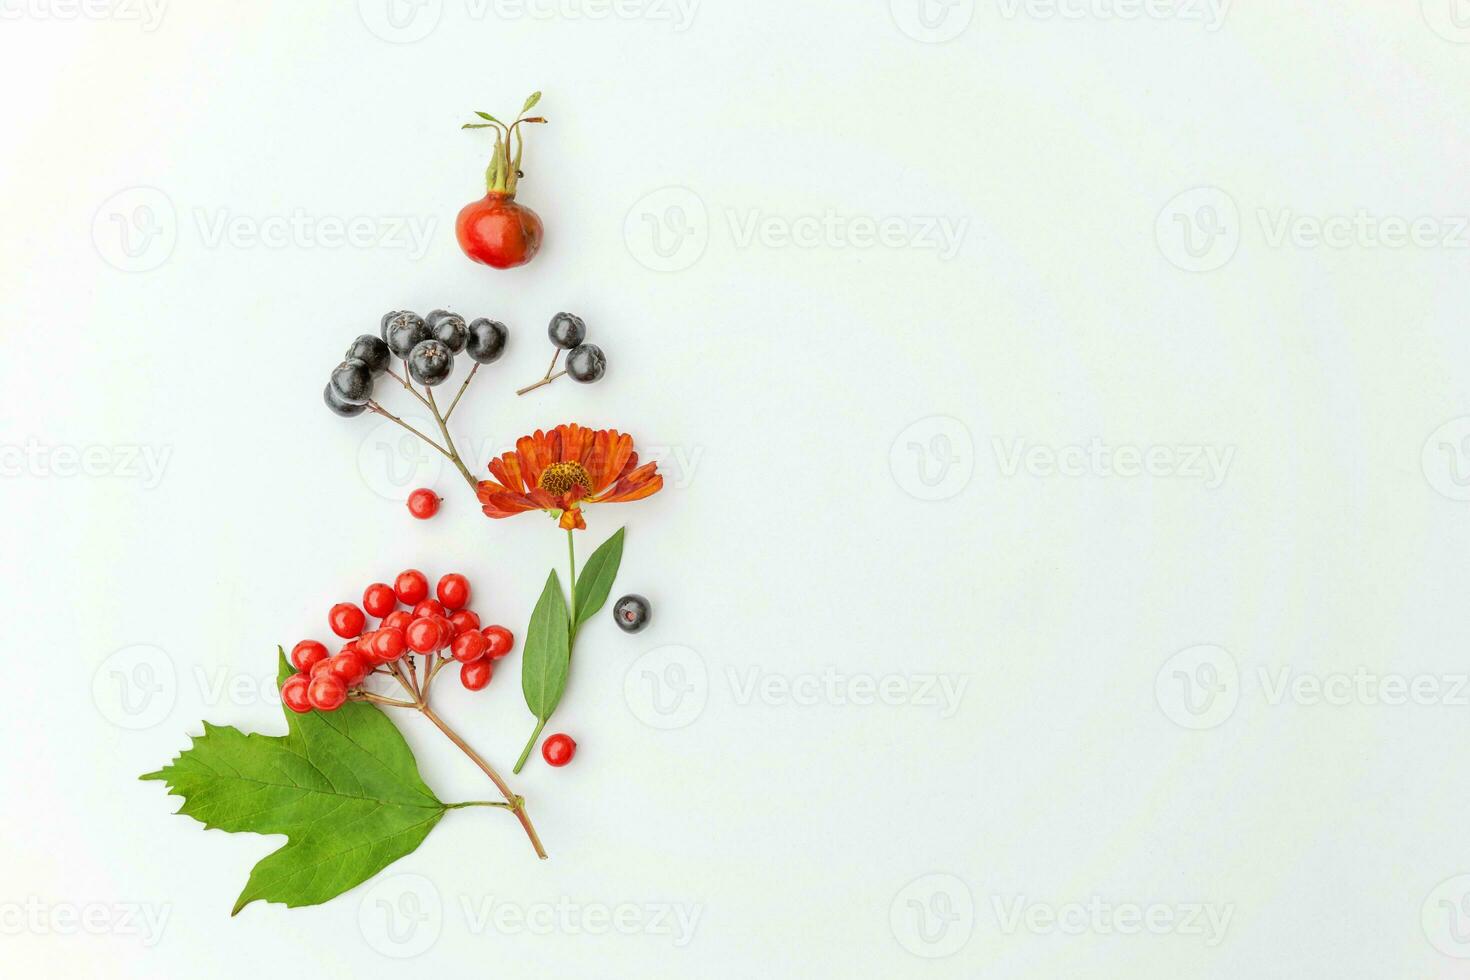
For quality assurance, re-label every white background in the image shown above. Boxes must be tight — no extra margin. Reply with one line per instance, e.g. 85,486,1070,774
4,1,1470,976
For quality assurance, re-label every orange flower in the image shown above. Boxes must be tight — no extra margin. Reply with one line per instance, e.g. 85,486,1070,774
477,424,663,530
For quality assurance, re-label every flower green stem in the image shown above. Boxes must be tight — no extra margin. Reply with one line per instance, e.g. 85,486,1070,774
567,528,578,635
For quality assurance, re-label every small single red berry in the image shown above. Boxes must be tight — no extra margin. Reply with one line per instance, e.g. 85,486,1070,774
407,488,441,519
309,658,336,680
290,640,329,673
281,674,312,713
394,569,429,605
451,630,489,663
460,658,493,690
483,625,514,659
370,627,407,662
432,615,456,650
363,582,398,618
382,610,414,634
436,573,471,611
307,674,348,711
327,651,368,687
405,617,444,654
412,599,446,620
449,610,481,636
542,733,576,767
329,602,366,639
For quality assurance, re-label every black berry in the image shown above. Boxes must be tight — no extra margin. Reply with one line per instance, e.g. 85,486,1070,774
330,358,373,404
324,383,367,417
424,309,455,329
408,339,453,386
466,318,508,364
379,310,403,341
434,314,469,354
345,335,392,375
566,343,606,383
548,312,586,349
385,312,431,358
612,594,650,633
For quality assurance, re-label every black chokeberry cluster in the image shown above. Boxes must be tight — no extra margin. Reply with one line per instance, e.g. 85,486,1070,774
324,309,509,417
548,312,606,384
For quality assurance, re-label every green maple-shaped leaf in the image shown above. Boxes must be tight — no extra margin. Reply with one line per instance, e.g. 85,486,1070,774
142,651,450,915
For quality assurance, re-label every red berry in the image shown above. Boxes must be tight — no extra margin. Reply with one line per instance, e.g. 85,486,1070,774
451,630,489,663
460,658,493,690
436,573,471,611
483,625,514,659
281,674,312,713
412,599,446,620
405,617,444,654
394,569,429,605
307,674,348,711
370,627,407,662
407,488,441,519
329,602,366,639
327,651,368,687
363,582,397,618
290,640,329,673
449,610,481,636
382,610,414,634
309,658,336,680
542,733,576,767
432,615,456,650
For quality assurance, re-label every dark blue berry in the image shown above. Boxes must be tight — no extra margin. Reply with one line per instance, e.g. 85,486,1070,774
346,335,392,375
408,339,453,386
386,312,431,358
380,310,403,341
548,312,586,349
330,358,373,404
612,594,650,633
324,383,367,417
466,318,508,364
566,343,606,383
434,314,469,354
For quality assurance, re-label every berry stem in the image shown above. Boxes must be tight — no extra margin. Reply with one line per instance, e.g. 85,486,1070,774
515,369,567,397
421,704,547,859
367,402,453,459
424,388,479,492
444,363,480,421
351,691,417,709
385,366,432,409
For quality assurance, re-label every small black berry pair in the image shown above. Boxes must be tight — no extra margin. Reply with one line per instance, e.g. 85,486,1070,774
517,312,607,394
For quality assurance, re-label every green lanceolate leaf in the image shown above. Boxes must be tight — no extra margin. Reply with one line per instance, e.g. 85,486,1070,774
141,651,449,915
522,570,572,722
475,110,503,124
573,526,625,632
521,91,541,113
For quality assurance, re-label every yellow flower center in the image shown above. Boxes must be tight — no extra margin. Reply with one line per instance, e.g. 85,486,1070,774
538,461,593,496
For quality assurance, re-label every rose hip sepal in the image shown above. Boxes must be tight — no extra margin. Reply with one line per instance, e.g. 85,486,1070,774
141,650,482,914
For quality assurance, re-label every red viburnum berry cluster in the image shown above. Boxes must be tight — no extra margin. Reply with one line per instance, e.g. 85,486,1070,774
282,569,516,713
